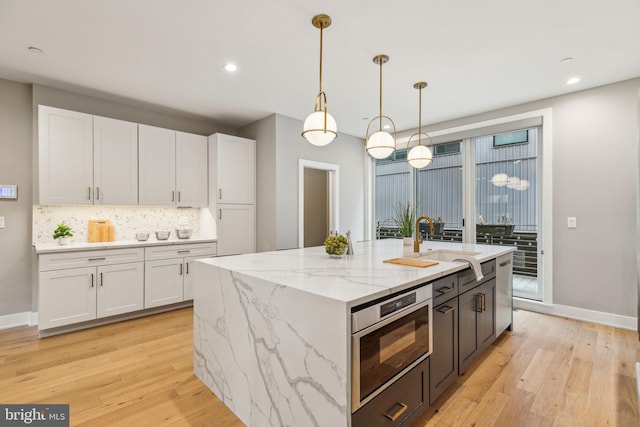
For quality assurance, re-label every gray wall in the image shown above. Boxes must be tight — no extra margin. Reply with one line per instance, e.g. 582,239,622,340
0,79,33,316
239,114,366,251
407,78,640,318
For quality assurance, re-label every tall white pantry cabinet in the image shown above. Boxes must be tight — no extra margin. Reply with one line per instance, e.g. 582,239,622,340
208,134,256,256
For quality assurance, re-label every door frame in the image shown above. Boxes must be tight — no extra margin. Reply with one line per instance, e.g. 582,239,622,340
298,159,340,249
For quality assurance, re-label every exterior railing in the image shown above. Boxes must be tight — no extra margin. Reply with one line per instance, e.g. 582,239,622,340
376,223,538,277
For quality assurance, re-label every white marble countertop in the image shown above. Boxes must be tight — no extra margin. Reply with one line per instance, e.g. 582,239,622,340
34,235,217,254
197,239,514,307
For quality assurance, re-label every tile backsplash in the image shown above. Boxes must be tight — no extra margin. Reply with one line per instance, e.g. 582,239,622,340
33,205,215,244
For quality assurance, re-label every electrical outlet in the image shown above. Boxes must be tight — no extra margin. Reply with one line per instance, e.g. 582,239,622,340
567,216,577,229
0,216,5,228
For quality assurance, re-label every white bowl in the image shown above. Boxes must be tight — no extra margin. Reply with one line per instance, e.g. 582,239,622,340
155,231,170,240
176,228,193,239
135,232,149,241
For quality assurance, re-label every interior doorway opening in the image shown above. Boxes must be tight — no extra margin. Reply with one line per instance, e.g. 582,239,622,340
298,160,339,248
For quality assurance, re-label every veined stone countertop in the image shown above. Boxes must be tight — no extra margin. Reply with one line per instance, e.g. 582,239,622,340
192,239,514,427
34,236,216,254
195,238,514,307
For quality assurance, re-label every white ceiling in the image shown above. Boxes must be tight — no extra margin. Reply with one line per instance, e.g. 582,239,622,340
1,0,639,137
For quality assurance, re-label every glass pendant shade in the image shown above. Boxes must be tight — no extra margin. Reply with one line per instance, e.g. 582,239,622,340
366,54,396,160
407,144,433,168
302,14,337,146
367,130,395,159
303,110,337,146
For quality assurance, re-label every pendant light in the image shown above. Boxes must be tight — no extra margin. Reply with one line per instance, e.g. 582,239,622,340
365,55,396,159
302,14,337,146
406,82,433,169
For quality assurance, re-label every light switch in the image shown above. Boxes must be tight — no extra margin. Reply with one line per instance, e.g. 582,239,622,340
0,216,4,228
567,216,577,229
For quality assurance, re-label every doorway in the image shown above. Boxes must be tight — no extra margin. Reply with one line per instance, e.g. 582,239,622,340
298,159,339,248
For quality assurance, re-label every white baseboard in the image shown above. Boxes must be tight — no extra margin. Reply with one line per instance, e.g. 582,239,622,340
0,311,37,330
514,298,637,331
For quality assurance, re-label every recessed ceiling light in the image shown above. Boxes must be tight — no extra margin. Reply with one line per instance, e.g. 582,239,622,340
566,77,581,85
224,63,237,72
27,46,43,54
383,124,391,130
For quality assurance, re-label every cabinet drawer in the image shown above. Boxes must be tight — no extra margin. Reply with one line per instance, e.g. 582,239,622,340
352,357,429,427
39,248,144,271
144,242,217,261
432,274,458,306
459,259,496,293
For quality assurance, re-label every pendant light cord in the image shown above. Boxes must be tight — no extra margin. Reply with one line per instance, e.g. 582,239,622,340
418,85,422,145
319,25,323,93
378,59,383,132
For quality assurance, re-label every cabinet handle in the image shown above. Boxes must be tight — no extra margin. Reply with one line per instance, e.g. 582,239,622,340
179,263,183,275
437,305,454,314
218,189,222,200
90,273,94,287
218,209,222,219
178,250,190,254
88,257,106,261
481,293,486,312
437,286,454,295
177,191,181,202
100,272,103,286
186,262,189,274
475,294,483,313
499,261,511,267
96,187,100,200
172,191,175,202
88,187,92,200
383,402,408,421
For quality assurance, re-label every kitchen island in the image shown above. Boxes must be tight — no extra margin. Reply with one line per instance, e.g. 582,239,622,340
192,239,514,427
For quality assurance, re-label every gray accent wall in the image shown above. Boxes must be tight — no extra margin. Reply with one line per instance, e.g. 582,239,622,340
239,114,366,251
0,79,33,316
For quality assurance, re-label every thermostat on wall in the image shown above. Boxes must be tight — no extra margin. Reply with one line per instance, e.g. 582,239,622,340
0,185,18,200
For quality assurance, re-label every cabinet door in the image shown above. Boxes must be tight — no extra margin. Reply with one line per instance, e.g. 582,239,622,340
217,204,256,255
96,262,144,318
176,132,208,207
458,289,479,374
213,134,255,204
38,105,94,205
93,116,138,205
144,258,184,308
430,298,458,404
39,267,97,329
183,255,215,300
478,279,496,350
139,124,176,206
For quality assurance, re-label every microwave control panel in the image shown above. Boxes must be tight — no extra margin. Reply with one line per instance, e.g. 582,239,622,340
380,292,416,318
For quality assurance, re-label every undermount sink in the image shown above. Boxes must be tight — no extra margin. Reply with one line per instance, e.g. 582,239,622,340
417,250,479,262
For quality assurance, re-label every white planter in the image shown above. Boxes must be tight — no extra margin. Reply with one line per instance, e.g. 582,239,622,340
58,237,70,246
403,237,413,246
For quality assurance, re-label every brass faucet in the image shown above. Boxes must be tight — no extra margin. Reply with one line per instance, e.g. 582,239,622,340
414,216,434,252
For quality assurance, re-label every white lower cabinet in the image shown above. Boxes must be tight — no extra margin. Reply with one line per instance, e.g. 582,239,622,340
144,243,217,307
38,242,216,333
38,248,144,330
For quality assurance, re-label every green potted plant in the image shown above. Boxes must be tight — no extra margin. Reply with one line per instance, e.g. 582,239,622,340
53,223,74,245
393,203,415,245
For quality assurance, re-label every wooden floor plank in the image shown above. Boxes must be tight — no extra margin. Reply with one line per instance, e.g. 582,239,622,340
1,308,639,426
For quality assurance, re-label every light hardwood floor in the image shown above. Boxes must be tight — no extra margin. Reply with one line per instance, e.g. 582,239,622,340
1,308,639,426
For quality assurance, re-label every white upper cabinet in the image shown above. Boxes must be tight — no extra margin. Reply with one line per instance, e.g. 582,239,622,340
176,131,208,207
138,124,176,206
210,134,256,205
38,105,94,205
139,125,208,207
93,116,138,205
